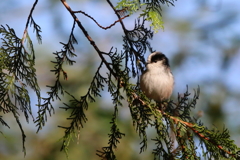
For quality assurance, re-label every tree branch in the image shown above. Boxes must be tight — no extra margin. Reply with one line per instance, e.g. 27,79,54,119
60,0,117,79
73,10,129,30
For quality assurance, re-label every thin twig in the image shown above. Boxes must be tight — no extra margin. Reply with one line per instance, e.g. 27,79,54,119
22,0,39,42
60,0,117,79
73,10,129,30
106,0,139,58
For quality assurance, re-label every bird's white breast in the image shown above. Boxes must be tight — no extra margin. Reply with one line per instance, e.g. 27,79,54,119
140,66,174,102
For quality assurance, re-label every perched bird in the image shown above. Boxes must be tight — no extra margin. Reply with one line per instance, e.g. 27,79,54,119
140,52,174,102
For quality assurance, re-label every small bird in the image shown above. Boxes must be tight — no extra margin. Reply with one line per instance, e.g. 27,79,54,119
140,52,174,102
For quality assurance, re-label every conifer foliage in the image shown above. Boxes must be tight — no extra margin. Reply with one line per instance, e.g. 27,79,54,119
1,0,240,159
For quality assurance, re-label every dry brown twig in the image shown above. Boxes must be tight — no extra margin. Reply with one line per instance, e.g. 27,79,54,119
73,10,129,30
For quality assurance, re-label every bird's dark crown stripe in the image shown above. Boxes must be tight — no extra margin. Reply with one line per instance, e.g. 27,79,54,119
150,52,170,67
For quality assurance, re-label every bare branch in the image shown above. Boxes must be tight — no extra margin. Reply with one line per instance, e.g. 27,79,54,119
73,10,129,30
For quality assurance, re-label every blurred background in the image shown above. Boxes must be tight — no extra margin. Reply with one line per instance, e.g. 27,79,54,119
1,0,240,159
